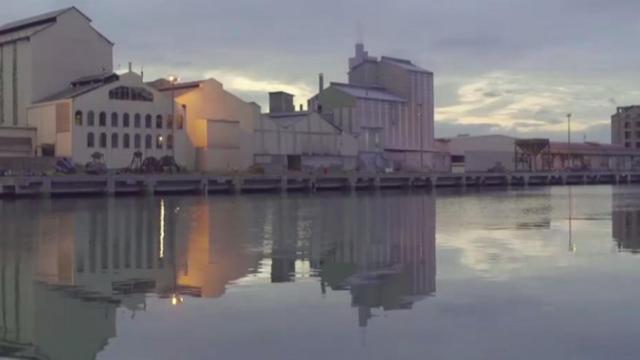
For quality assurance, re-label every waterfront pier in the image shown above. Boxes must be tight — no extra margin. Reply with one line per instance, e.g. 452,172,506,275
1,171,640,197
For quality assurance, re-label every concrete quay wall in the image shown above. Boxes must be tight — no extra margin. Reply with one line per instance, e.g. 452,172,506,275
1,171,640,197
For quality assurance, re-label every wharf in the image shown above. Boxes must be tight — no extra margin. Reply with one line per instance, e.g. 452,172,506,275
1,171,640,197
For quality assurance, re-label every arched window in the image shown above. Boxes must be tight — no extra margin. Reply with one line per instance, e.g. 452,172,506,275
145,114,152,128
111,133,119,148
99,133,107,148
177,114,184,129
156,134,164,149
156,115,163,129
134,134,141,149
145,134,152,149
134,113,141,128
167,134,174,149
75,110,83,126
166,114,173,129
87,111,95,126
123,113,130,128
123,134,130,148
111,112,118,127
87,132,95,148
99,112,107,127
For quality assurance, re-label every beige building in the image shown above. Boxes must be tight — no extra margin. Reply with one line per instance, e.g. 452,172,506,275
151,78,260,172
27,72,194,169
611,105,640,149
0,7,113,156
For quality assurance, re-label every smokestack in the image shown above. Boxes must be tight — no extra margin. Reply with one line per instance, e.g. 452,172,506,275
128,62,132,73
140,65,144,80
319,73,324,93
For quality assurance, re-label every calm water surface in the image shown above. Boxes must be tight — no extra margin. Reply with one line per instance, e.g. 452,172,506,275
1,186,640,359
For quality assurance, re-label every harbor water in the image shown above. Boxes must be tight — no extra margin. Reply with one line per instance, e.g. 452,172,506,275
1,186,640,359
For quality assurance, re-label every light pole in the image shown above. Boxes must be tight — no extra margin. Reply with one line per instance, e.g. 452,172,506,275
168,75,179,158
567,113,572,169
418,103,424,172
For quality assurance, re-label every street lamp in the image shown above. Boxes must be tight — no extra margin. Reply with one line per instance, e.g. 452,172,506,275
168,75,179,158
567,113,572,169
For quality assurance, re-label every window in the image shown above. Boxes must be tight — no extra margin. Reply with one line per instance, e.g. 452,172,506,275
145,114,152,128
87,132,95,148
123,134,130,148
145,134,152,149
75,111,83,126
626,142,631,148
111,133,119,148
99,133,107,148
134,134,141,149
167,114,173,129
625,131,631,139
111,112,118,127
99,112,107,127
134,113,141,128
156,115,163,129
625,122,631,129
123,113,130,128
87,111,95,126
156,134,164,149
177,114,184,129
109,86,153,102
167,134,174,149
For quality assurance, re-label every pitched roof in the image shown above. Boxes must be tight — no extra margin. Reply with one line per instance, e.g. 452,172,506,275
381,56,432,74
0,7,113,45
152,79,203,92
0,7,86,35
331,82,406,102
36,73,119,103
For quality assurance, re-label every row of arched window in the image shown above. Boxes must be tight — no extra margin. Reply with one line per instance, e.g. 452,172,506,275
87,132,174,150
75,110,184,130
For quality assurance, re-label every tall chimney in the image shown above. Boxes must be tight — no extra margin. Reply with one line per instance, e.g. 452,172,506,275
319,73,324,93
128,62,132,72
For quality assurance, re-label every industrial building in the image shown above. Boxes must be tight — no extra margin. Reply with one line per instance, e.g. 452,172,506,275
151,78,259,172
255,91,358,173
441,134,640,173
0,7,113,157
28,71,193,169
309,43,446,172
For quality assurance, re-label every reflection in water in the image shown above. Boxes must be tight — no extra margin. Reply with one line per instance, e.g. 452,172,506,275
612,192,640,253
0,193,436,359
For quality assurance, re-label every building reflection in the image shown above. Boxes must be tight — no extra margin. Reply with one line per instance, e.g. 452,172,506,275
316,194,436,328
612,193,640,253
0,192,437,358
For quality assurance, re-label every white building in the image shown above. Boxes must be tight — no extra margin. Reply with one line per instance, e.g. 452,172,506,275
309,43,444,172
150,78,259,172
27,72,194,169
0,7,113,156
254,92,358,172
442,135,518,173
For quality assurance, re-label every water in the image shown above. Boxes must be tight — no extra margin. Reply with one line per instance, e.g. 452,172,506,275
1,186,640,359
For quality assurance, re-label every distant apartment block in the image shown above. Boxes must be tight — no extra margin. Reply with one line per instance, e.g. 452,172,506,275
612,106,640,149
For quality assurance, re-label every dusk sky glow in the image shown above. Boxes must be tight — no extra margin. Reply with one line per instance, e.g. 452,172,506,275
5,0,640,142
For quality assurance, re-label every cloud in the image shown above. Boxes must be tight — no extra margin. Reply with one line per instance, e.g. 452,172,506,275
3,0,640,140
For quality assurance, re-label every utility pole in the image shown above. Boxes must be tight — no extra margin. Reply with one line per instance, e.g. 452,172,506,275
567,113,572,169
419,103,424,172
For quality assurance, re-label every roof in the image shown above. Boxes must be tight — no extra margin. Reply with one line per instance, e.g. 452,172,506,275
381,56,432,74
36,73,119,103
331,82,406,102
549,141,636,155
152,79,203,92
0,7,113,45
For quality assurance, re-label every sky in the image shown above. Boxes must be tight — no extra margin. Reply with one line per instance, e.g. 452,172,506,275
4,0,640,142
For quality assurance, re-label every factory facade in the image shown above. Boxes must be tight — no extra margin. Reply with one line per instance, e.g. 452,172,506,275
309,43,446,172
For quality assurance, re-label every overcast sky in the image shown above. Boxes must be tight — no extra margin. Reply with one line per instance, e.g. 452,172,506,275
4,0,640,142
